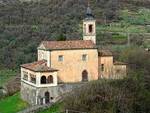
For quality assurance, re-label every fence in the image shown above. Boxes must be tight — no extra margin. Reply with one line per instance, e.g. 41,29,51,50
46,109,87,113
65,109,87,113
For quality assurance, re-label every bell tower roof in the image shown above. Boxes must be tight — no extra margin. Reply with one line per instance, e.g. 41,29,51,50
85,2,94,20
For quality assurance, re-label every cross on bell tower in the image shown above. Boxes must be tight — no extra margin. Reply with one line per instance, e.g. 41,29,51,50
83,1,96,44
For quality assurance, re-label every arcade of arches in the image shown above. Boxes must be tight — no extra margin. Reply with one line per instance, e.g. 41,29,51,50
41,75,53,84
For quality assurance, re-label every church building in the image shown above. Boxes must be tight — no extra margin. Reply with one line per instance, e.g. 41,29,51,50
21,6,126,105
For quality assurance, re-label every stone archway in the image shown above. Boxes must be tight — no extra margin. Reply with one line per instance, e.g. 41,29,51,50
82,70,88,82
41,76,46,84
47,75,53,84
45,91,50,104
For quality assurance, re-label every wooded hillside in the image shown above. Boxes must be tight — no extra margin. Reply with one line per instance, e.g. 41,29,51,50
0,0,150,69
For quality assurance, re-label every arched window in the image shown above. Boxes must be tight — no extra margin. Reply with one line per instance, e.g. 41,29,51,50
89,24,93,33
82,70,88,82
47,75,53,84
41,76,46,84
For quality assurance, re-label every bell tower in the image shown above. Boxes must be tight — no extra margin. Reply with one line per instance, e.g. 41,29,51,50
83,3,96,44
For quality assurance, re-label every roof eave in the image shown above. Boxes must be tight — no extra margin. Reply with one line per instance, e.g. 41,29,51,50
98,54,113,57
38,47,97,51
21,66,58,72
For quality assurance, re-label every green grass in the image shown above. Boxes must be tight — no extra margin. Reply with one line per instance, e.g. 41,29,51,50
97,24,147,33
0,69,17,87
38,103,63,113
0,92,29,113
97,8,150,34
143,39,150,48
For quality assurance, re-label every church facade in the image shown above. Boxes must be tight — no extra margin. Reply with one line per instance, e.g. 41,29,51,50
21,6,126,105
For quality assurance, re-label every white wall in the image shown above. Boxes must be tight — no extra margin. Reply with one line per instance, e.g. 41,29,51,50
83,20,96,44
38,50,51,67
21,67,58,87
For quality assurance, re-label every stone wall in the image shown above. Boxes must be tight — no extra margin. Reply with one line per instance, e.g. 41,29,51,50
21,81,84,105
21,82,37,105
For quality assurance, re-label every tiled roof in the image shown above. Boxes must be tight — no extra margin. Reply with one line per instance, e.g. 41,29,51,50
114,61,127,65
21,60,58,72
98,49,113,56
38,40,96,50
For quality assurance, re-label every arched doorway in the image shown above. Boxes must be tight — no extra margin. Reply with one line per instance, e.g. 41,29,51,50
41,76,46,84
82,70,88,82
45,91,50,104
47,75,53,83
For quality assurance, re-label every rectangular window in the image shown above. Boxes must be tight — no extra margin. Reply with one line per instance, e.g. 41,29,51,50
58,55,63,61
30,74,36,84
101,64,104,71
82,54,87,61
23,71,28,80
89,24,93,33
31,77,36,84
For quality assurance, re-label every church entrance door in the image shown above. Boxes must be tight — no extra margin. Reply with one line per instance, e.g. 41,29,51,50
82,70,88,82
45,92,50,104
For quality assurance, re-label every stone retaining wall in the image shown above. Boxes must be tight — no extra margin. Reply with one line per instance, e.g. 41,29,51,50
21,81,84,105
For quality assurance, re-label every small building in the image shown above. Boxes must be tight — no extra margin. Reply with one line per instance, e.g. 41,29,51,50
98,50,127,79
21,6,127,105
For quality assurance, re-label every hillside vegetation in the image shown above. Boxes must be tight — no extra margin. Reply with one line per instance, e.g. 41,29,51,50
0,0,150,69
0,92,28,113
38,103,63,113
0,69,17,87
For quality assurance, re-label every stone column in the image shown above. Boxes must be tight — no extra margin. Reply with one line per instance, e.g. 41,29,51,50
36,90,38,105
43,98,46,104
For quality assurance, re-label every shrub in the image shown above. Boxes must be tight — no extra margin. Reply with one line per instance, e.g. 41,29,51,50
64,77,150,113
64,80,135,113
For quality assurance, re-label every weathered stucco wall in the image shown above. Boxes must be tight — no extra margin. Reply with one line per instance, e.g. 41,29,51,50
38,49,48,61
50,49,99,83
98,56,114,78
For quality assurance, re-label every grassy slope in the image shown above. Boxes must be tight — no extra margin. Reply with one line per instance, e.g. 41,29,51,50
0,69,17,87
97,8,150,33
0,92,28,113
